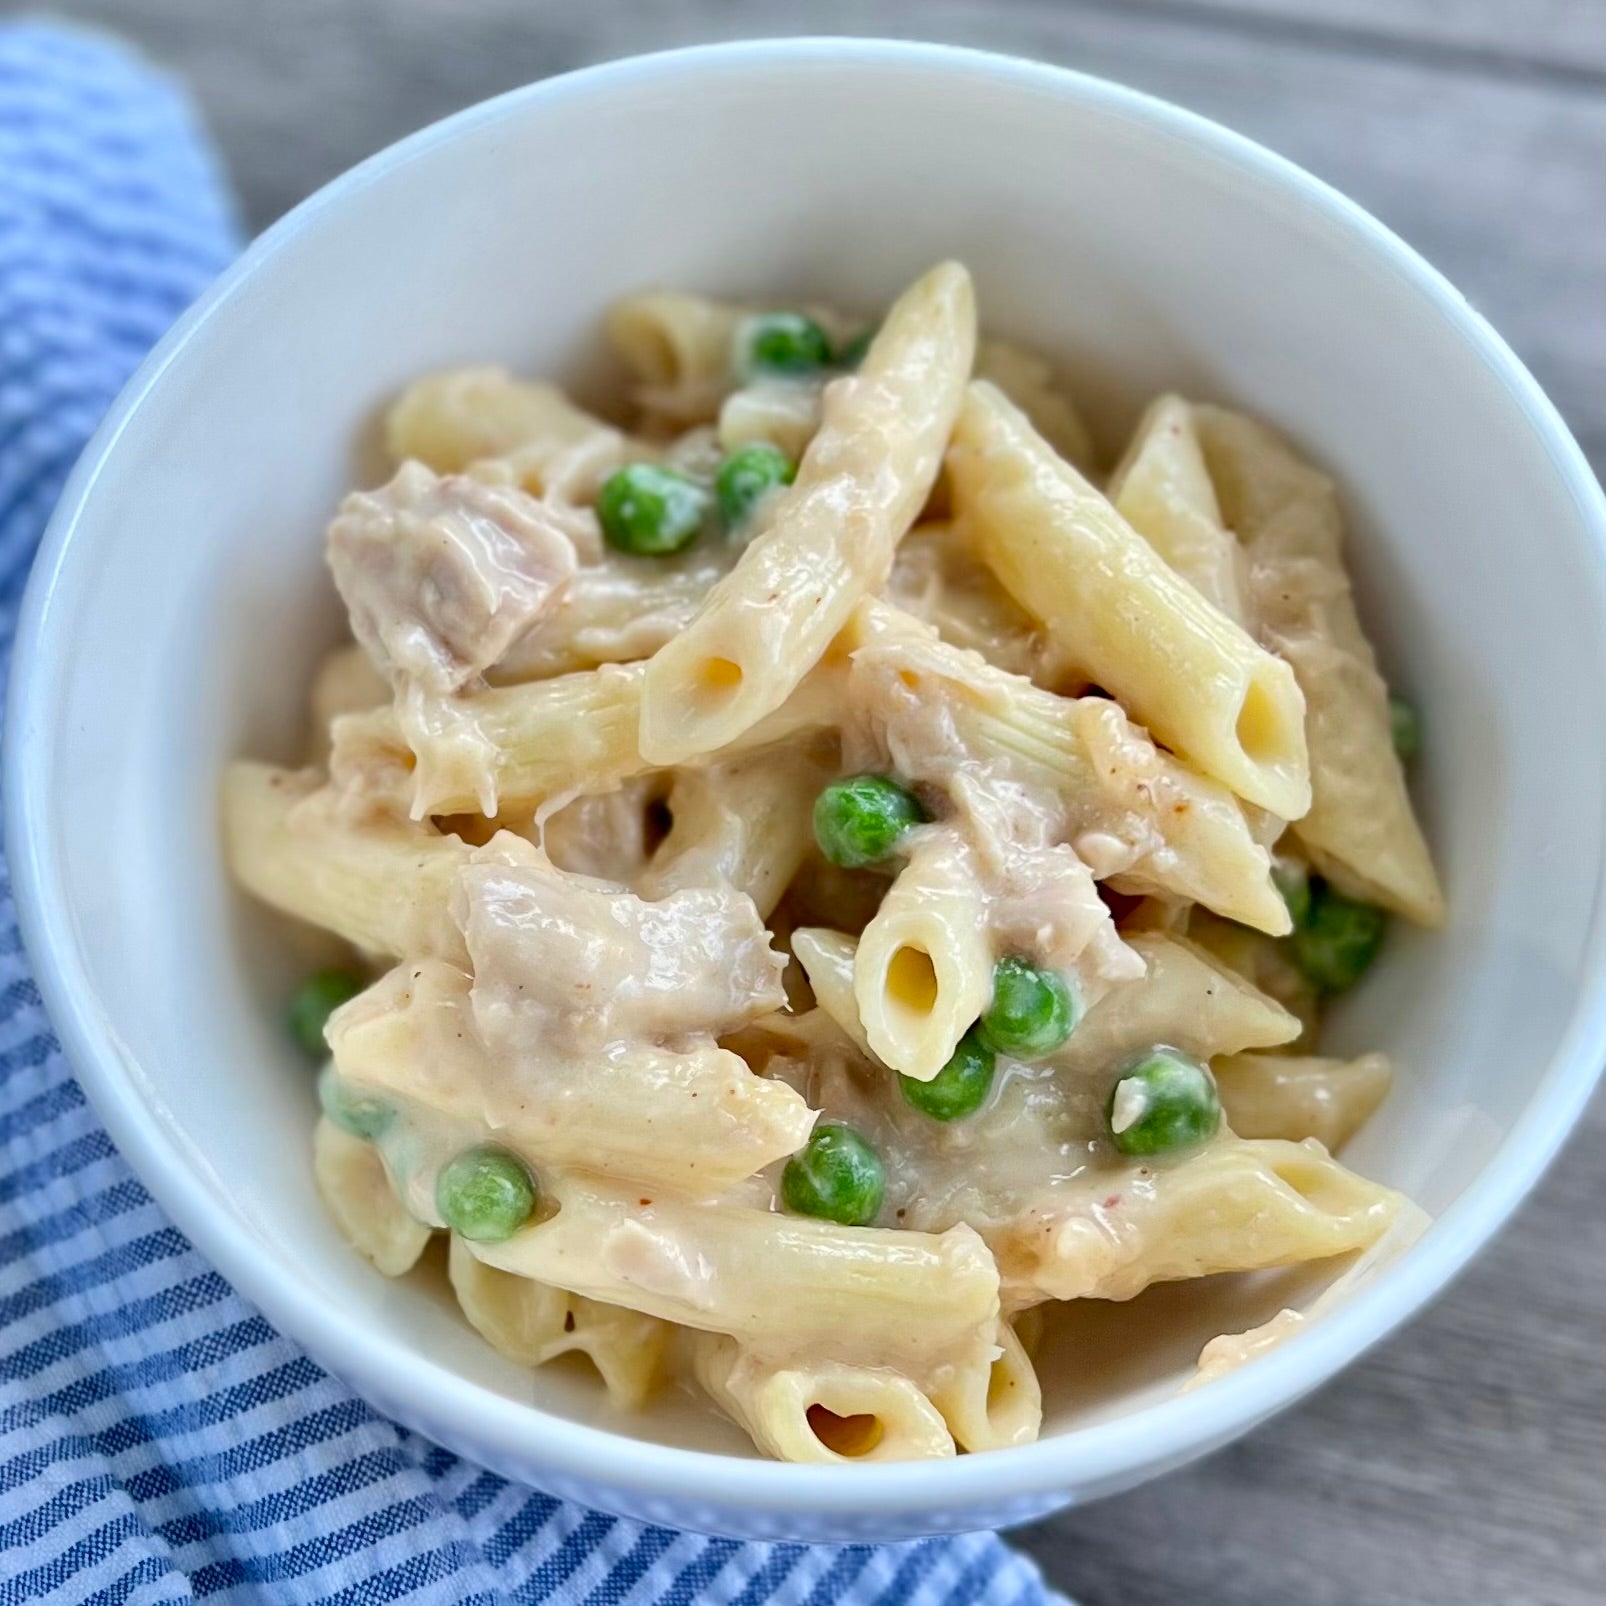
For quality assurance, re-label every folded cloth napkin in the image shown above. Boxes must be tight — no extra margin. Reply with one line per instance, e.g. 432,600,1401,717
0,22,1070,1604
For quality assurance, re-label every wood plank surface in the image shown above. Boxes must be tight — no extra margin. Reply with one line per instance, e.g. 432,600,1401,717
21,4,1606,1603
1159,0,1606,75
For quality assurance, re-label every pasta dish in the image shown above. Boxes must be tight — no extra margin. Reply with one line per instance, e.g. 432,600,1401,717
223,263,1443,1463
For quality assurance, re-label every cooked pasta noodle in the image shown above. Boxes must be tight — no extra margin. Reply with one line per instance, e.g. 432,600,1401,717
1107,394,1248,625
949,381,1311,820
638,263,976,765
1193,404,1445,925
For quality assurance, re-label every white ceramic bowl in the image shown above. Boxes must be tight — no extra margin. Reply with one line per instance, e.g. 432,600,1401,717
7,39,1606,1543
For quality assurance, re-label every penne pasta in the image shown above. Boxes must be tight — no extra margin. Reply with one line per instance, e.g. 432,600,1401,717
1008,1136,1403,1303
1052,930,1301,1079
638,744,833,917
1107,394,1248,625
361,649,844,819
1194,404,1445,925
384,662,646,819
1214,1051,1393,1152
329,960,814,1199
465,1176,1001,1368
312,1117,432,1278
852,826,992,1082
948,381,1310,820
926,1317,1042,1453
692,1335,958,1463
605,291,749,426
223,762,469,963
638,263,976,765
448,1236,670,1409
386,366,635,505
789,927,878,1061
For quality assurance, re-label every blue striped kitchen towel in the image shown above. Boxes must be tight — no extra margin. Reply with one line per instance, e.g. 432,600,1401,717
0,21,1071,1605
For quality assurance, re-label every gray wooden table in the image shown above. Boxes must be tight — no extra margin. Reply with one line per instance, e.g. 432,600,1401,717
20,1,1604,1601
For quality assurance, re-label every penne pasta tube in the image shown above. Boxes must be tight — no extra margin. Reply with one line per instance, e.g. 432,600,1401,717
692,1335,957,1463
789,927,877,1061
312,1117,432,1278
386,366,636,503
1015,1136,1403,1302
394,662,646,819
488,550,729,684
926,1317,1042,1453
1187,1195,1431,1391
1107,394,1248,625
638,262,976,765
465,1176,1001,1368
448,1236,669,1409
1193,404,1445,925
853,826,992,1082
605,291,749,425
948,381,1310,820
638,744,833,917
363,649,845,819
222,762,469,962
328,960,814,1198
1051,931,1301,1079
1214,1051,1393,1152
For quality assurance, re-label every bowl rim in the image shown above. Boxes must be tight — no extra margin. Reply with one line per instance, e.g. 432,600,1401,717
7,35,1606,1519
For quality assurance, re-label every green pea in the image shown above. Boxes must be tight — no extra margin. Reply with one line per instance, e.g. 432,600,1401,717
979,956,1078,1060
836,325,877,369
436,1146,538,1243
736,311,833,378
290,968,364,1057
715,443,795,528
781,1123,884,1226
899,1028,996,1121
1389,695,1421,761
1108,1048,1221,1156
812,774,925,868
1271,856,1313,927
597,463,709,555
317,1064,394,1143
1291,883,1387,993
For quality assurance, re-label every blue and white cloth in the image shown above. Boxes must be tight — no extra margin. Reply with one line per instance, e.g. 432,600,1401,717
0,22,1071,1603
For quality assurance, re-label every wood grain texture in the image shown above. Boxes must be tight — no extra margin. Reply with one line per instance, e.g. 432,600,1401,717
1160,0,1606,75
25,3,1605,1602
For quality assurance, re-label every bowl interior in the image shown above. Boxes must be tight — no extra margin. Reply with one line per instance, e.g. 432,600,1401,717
14,45,1606,1477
